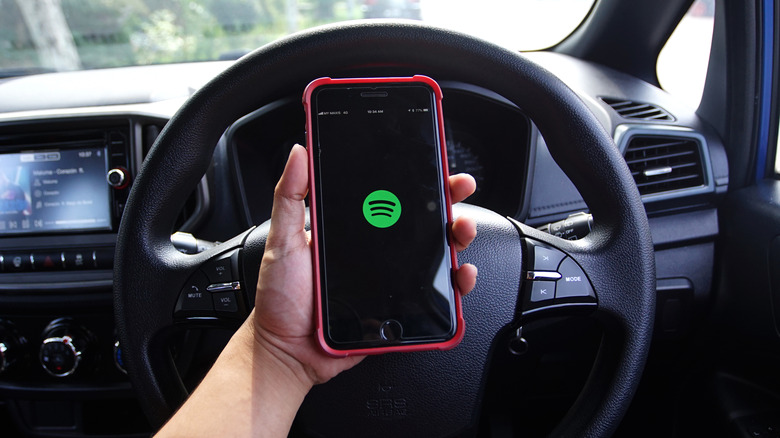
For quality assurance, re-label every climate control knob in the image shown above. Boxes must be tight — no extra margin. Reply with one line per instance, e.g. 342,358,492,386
40,336,81,377
0,320,25,374
39,319,95,378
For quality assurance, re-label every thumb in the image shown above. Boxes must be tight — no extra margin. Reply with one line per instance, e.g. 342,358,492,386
266,144,309,250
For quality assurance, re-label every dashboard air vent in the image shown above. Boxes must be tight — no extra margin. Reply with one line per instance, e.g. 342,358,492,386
601,97,674,121
624,135,705,196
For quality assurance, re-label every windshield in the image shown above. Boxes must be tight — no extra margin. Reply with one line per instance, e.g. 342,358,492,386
0,0,594,76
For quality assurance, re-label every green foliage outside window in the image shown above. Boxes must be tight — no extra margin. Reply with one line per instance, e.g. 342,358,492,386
0,0,363,72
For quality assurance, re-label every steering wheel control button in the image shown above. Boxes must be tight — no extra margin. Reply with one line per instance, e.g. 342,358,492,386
174,271,215,318
212,292,239,315
555,257,596,299
379,320,403,342
202,257,233,284
531,244,567,271
529,281,556,302
526,271,562,281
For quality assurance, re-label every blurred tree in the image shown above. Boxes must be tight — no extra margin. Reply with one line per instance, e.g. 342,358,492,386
61,0,148,68
13,0,81,71
203,0,263,32
130,0,223,64
0,0,37,71
312,0,337,20
62,0,147,41
1,0,360,71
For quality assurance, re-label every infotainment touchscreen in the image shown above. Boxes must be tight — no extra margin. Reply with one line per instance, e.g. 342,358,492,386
0,147,112,236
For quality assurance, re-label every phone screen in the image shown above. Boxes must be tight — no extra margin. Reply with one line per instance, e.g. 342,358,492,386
309,80,457,351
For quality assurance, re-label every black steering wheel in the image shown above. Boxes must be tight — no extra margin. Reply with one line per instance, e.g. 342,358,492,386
114,21,655,437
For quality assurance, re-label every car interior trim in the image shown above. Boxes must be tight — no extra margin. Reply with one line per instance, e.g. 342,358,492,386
756,0,775,181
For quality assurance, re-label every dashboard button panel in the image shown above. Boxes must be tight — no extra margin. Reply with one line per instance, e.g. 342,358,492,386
0,247,114,273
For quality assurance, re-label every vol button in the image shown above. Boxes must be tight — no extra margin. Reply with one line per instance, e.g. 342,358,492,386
202,258,232,284
213,292,238,315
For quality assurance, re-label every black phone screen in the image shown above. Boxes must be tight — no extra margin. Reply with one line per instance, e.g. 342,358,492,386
310,82,456,349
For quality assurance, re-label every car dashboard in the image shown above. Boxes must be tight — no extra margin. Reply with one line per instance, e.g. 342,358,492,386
0,52,725,436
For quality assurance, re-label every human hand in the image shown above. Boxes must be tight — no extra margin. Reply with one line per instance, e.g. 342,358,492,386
155,144,478,437
252,144,478,388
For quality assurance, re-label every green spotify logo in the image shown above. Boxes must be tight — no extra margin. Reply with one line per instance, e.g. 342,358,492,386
362,190,401,228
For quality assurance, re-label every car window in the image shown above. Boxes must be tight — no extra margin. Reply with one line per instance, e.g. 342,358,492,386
421,0,594,51
656,0,715,109
0,0,595,76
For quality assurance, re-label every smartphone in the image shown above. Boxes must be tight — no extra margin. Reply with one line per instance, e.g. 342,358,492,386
303,76,464,356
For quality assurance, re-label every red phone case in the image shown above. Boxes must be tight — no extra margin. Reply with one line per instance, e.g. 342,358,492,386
303,75,464,357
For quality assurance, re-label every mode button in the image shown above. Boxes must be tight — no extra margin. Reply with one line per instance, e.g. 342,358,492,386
555,257,595,299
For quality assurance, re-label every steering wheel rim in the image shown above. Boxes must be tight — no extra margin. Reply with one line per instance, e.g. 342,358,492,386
114,21,655,437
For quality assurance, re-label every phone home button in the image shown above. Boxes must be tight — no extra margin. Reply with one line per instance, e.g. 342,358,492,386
379,320,403,342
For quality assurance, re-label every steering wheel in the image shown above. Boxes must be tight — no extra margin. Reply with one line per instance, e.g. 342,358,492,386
114,21,655,437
